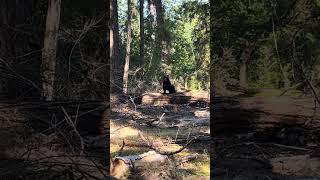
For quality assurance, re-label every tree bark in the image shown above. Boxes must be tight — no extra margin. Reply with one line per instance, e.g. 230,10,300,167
41,0,61,100
110,0,123,93
123,0,133,94
239,60,247,89
155,0,166,62
239,45,254,89
149,0,157,28
147,0,157,70
139,0,145,66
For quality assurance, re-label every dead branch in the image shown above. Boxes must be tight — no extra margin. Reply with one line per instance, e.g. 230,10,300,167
111,125,128,134
146,119,158,126
278,83,301,96
61,106,84,155
178,153,200,164
138,132,196,156
118,140,125,156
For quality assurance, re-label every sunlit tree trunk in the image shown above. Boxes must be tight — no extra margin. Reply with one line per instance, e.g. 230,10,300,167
139,0,145,65
147,0,157,70
123,0,133,94
110,0,122,93
41,0,61,100
149,0,157,30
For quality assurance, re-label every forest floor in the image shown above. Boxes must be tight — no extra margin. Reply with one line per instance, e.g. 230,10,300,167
110,91,210,180
0,101,108,180
213,88,320,180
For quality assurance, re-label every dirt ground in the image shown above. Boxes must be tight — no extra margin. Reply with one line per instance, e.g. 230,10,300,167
110,92,210,180
213,89,320,180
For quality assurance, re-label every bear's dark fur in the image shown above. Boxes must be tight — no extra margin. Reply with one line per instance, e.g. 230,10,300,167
163,75,176,94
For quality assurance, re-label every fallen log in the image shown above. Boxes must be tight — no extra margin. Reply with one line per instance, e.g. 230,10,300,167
111,150,199,179
134,92,209,105
110,134,198,179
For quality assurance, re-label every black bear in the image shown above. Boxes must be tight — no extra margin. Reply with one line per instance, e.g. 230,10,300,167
162,75,176,94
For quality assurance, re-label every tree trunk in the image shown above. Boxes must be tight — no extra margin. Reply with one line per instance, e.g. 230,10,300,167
123,0,133,94
149,0,157,29
239,61,247,89
41,0,61,100
139,0,145,66
147,0,157,70
155,0,166,62
239,45,254,89
110,0,123,93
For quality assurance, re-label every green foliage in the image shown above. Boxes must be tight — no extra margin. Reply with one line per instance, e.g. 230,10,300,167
117,0,209,91
169,1,210,90
211,0,320,95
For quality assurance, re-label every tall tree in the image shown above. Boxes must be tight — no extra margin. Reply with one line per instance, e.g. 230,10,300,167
155,0,166,62
110,0,122,93
41,0,61,100
145,0,166,76
239,41,255,88
123,0,133,94
147,0,157,71
139,0,145,65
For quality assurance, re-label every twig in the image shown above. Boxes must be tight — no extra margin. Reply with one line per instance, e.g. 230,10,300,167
118,140,125,157
111,125,128,134
159,113,165,122
174,127,180,143
187,123,195,142
179,153,200,164
138,132,196,156
278,83,301,96
61,107,84,155
129,95,137,112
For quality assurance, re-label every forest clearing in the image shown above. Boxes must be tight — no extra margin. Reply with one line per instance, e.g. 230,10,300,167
110,0,210,178
110,91,210,179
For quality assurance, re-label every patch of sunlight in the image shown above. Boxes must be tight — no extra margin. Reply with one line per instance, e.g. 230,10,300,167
157,143,183,152
118,147,150,156
150,129,190,138
198,159,210,176
110,144,119,154
254,89,281,97
155,99,162,105
110,143,150,157
289,90,302,96
110,125,140,138
176,150,191,158
182,156,210,177
255,89,302,97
